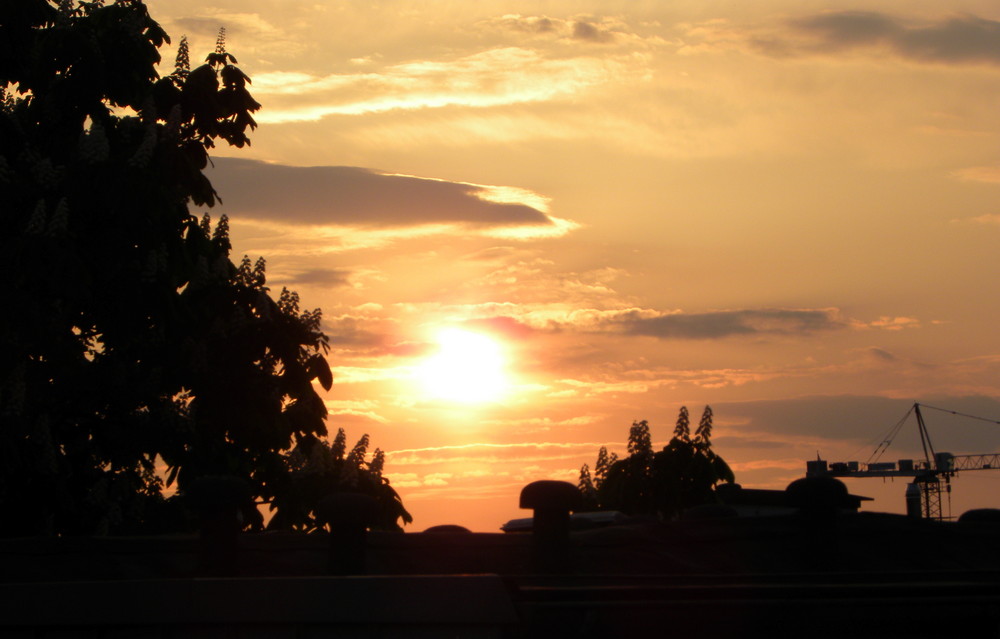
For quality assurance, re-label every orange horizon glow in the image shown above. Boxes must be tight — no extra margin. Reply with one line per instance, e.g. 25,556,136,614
145,0,1000,531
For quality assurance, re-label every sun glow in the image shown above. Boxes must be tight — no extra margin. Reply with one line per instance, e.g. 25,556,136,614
417,328,510,403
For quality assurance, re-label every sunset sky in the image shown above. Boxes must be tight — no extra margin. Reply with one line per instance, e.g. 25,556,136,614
147,0,1000,530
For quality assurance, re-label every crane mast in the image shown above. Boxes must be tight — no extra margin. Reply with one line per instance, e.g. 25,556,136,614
914,403,946,520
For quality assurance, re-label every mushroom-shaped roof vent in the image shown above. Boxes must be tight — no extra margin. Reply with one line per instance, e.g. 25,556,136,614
785,476,849,509
519,480,583,511
958,508,1000,523
423,524,472,534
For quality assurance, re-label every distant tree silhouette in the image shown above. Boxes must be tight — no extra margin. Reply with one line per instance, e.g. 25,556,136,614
652,405,735,517
577,463,599,510
674,405,691,439
578,407,735,519
593,445,618,489
0,2,409,534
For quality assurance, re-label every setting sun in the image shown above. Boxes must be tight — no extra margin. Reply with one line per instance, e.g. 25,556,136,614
417,328,509,403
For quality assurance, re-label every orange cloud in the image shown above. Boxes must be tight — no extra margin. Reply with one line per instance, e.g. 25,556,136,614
250,47,648,122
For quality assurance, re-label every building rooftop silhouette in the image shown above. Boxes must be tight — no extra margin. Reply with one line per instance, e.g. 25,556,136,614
5,479,1000,638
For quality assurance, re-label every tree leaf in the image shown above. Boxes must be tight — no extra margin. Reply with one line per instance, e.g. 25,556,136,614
310,353,333,391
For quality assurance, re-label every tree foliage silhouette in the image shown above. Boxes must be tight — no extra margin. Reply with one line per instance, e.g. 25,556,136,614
0,1,408,535
268,429,412,532
579,406,735,519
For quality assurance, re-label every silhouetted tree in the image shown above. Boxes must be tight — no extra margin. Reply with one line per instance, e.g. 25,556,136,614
674,406,691,440
694,405,713,444
0,1,409,535
577,463,599,510
267,430,412,532
593,445,617,490
628,420,653,458
599,420,656,515
652,406,735,518
580,407,735,519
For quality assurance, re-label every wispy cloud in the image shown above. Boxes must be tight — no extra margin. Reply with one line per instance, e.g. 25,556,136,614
615,308,844,339
506,307,846,339
555,378,668,395
166,11,307,58
323,313,427,358
282,267,352,288
861,316,921,331
323,399,389,425
328,364,412,385
865,347,898,362
682,12,1000,66
385,441,615,467
250,47,649,123
957,214,1000,226
470,306,919,341
728,459,805,472
952,165,1000,184
481,14,657,46
479,415,602,429
548,365,793,396
459,261,622,306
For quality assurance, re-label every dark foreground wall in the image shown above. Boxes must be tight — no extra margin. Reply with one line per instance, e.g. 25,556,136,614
4,512,1000,638
4,572,1000,639
0,575,517,639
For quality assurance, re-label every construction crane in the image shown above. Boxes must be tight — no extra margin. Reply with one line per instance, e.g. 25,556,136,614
805,403,1000,520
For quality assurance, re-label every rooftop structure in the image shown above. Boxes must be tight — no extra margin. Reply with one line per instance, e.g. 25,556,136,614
5,478,1000,637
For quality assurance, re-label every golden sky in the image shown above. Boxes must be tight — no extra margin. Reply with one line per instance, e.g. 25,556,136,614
148,0,1000,530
